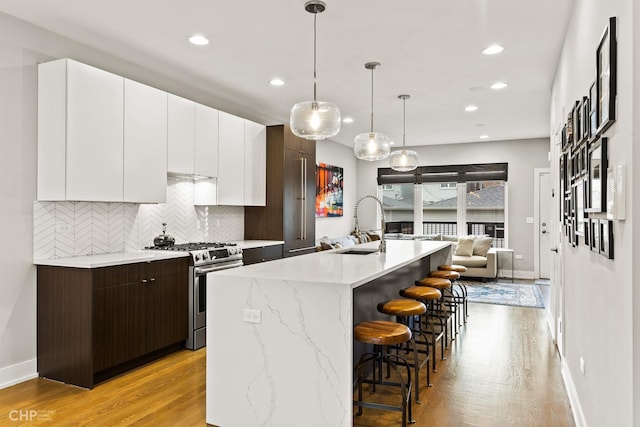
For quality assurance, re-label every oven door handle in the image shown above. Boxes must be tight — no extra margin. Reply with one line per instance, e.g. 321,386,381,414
194,261,244,276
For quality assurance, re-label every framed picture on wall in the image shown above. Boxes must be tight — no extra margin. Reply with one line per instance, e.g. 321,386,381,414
315,163,344,217
596,17,617,134
586,137,608,212
589,81,598,137
581,96,590,142
566,108,574,149
584,216,590,247
590,218,600,253
599,219,614,259
574,180,585,237
574,99,583,145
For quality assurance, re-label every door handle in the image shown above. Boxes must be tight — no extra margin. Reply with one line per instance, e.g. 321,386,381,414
541,230,547,234
551,248,558,253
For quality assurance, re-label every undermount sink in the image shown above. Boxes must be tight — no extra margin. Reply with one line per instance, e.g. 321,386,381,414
335,248,380,255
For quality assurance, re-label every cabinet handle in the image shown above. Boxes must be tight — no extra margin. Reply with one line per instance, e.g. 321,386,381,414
149,278,156,283
303,157,307,240
141,279,148,284
299,157,305,240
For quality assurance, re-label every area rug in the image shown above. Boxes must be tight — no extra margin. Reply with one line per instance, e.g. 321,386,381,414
460,281,545,308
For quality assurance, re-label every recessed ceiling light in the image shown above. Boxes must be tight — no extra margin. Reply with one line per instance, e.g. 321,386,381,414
389,141,395,145
491,81,509,90
188,35,209,46
482,44,504,55
479,134,489,139
269,78,285,86
465,105,478,112
342,117,354,123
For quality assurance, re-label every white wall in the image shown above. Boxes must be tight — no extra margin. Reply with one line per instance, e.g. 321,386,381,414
0,39,38,388
315,139,357,240
551,0,634,426
356,138,550,276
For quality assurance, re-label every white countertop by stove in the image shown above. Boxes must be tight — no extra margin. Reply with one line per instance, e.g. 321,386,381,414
211,239,451,288
33,250,190,268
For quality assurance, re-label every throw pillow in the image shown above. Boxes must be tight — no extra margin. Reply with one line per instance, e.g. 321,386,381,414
454,237,475,257
473,236,493,256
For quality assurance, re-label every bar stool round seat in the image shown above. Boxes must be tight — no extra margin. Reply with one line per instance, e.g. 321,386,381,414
415,277,451,290
438,264,467,273
400,286,442,301
429,270,460,281
377,299,427,317
354,320,412,346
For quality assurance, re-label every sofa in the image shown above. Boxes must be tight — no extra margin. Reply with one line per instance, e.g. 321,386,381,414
316,232,381,251
384,233,497,279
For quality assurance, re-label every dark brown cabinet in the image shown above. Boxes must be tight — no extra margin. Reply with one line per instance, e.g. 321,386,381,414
245,125,316,257
242,244,284,265
37,257,188,388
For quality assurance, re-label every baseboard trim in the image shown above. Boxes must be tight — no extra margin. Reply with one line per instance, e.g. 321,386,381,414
561,358,587,427
497,269,534,280
0,358,38,390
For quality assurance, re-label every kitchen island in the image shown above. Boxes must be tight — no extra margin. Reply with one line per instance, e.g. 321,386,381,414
206,239,451,427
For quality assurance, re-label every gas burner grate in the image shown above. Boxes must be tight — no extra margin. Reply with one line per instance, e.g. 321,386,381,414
146,242,237,251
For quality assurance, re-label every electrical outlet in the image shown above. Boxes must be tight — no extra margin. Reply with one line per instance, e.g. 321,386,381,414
579,356,585,375
515,254,524,260
243,309,262,324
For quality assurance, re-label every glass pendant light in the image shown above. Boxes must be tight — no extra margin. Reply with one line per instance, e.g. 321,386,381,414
354,62,391,161
389,94,419,171
290,1,341,140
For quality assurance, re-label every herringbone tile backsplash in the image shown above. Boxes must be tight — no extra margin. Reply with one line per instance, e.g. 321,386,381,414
33,177,244,259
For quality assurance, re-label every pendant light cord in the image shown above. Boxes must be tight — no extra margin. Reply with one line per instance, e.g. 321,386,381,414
370,67,374,132
313,12,317,102
402,97,406,147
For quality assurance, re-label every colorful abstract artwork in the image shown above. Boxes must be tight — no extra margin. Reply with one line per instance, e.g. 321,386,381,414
316,163,343,217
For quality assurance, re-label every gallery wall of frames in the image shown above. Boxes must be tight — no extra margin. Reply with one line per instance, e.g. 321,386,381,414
560,16,622,259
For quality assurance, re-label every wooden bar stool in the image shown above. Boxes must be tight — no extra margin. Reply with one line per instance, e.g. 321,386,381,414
399,286,445,373
428,271,462,334
377,298,429,403
415,277,456,344
438,264,469,322
353,320,414,426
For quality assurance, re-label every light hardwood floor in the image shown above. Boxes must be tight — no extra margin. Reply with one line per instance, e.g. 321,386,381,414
1,303,573,426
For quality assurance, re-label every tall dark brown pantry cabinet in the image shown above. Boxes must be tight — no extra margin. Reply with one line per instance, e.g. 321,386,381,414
245,125,316,257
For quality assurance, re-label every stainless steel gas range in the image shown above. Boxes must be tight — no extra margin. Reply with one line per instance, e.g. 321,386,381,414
146,242,244,350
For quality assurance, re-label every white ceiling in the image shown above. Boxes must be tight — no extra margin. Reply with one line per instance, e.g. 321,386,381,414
0,0,574,148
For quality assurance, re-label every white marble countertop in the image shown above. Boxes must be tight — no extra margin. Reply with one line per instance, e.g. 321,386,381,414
211,239,451,288
231,240,284,249
33,250,190,268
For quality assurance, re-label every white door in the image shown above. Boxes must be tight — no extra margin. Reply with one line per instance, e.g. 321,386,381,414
538,171,552,279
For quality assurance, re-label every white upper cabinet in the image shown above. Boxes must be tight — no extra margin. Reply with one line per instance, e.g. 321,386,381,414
217,111,245,206
195,104,219,178
167,95,219,178
167,94,196,175
38,59,124,201
124,79,168,203
244,120,266,206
